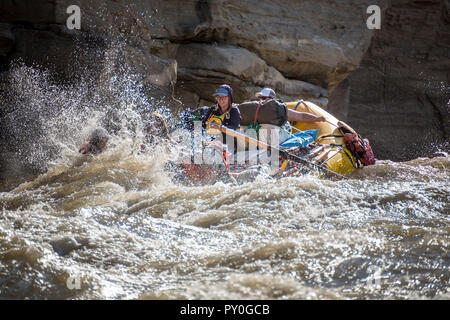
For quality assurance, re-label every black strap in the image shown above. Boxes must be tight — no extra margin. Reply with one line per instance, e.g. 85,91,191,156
342,147,359,169
318,142,358,169
292,99,304,126
338,126,353,134
317,134,344,140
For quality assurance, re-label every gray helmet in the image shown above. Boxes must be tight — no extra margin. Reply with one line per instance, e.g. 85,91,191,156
90,128,110,140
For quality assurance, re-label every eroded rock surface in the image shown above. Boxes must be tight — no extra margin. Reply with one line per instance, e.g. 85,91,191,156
345,0,450,160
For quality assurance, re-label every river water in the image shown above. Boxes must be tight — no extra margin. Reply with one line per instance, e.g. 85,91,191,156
0,64,449,300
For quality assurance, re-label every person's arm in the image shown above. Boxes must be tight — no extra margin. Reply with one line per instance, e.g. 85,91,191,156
194,106,213,121
223,107,241,130
287,109,326,123
78,139,103,155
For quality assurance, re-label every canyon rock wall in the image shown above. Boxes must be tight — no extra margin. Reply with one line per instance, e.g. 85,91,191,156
346,0,449,160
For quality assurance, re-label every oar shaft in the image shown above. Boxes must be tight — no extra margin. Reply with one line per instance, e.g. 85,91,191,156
217,125,347,180
219,126,272,150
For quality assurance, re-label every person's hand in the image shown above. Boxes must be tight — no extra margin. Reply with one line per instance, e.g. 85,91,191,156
78,142,89,154
208,121,221,129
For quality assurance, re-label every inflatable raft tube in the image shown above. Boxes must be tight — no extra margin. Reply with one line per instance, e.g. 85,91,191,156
286,100,357,175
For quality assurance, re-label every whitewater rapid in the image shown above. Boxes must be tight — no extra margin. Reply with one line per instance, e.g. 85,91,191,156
1,145,448,299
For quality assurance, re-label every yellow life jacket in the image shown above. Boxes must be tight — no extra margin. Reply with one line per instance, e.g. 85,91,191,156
206,107,230,134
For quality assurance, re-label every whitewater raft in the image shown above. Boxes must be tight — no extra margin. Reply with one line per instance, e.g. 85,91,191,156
176,99,362,185
232,99,359,178
285,100,358,176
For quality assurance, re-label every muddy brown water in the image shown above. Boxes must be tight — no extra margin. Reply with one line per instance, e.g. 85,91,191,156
0,63,448,299
0,144,448,299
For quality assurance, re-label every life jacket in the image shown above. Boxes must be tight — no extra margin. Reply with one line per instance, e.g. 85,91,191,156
205,106,231,134
339,126,376,167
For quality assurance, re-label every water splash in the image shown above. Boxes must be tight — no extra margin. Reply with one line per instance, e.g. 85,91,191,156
0,47,177,180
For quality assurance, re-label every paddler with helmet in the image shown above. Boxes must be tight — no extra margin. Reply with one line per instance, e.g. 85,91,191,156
78,128,111,155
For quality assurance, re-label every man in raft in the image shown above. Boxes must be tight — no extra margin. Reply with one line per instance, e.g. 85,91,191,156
78,128,111,155
256,88,326,123
78,112,173,156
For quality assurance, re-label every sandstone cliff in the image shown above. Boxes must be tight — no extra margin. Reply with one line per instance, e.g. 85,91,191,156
345,0,450,160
